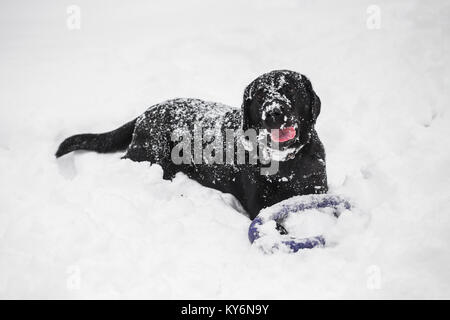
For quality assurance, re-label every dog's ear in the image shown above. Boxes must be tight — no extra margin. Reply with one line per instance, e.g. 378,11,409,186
241,84,253,131
302,75,321,122
311,91,321,121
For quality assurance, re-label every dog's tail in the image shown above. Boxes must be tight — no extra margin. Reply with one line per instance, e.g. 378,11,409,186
55,118,137,158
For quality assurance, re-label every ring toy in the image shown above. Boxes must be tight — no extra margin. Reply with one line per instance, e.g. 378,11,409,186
248,194,352,253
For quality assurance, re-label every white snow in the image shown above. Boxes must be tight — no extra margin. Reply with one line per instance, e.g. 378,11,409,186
0,0,449,299
283,207,338,239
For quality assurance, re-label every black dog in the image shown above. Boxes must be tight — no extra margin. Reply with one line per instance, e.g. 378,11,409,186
56,70,327,220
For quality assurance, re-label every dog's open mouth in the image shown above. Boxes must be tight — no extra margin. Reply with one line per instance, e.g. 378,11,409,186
270,127,296,143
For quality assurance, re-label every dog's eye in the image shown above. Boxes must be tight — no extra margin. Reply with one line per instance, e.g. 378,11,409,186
285,87,297,97
253,92,264,103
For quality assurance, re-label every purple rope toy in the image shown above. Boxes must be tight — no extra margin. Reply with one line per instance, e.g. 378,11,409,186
248,194,352,252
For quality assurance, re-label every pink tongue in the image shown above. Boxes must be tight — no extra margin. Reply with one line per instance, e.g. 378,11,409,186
271,127,296,143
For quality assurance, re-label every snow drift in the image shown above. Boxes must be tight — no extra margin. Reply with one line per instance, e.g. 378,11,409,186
0,0,449,298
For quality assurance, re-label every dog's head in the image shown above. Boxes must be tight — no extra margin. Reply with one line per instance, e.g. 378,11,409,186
242,70,321,151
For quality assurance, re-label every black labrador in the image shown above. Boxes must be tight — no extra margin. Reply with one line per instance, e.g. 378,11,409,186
56,70,327,220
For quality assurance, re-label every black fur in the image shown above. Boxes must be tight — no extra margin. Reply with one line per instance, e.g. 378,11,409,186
56,70,328,219
56,119,136,158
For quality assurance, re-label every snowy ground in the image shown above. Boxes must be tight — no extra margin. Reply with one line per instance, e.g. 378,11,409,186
0,0,449,299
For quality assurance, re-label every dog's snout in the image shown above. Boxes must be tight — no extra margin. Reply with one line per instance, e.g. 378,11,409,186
267,108,282,118
263,103,286,129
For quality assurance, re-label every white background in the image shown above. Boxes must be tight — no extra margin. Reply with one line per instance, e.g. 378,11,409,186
0,0,449,298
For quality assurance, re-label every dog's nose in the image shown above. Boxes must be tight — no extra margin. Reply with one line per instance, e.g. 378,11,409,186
264,107,285,128
267,108,282,118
